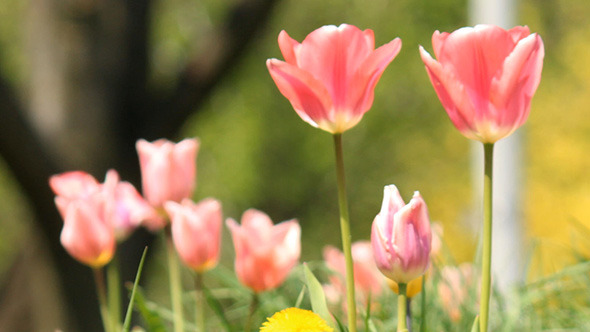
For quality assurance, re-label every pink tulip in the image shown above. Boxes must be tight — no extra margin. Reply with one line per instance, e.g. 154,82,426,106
136,138,199,209
51,170,158,240
113,177,163,237
267,24,402,134
56,175,117,267
49,170,100,200
371,185,432,284
164,198,222,272
420,25,544,143
323,241,385,305
226,209,301,292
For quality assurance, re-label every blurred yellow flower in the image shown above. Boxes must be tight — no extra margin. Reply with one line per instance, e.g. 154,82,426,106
260,307,333,332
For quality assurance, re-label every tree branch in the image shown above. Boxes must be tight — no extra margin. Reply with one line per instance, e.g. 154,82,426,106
0,78,102,331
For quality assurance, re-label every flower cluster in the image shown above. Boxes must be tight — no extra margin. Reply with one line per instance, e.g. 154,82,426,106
50,138,301,293
49,21,544,332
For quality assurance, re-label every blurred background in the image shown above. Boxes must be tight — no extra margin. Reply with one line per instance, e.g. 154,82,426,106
0,0,588,330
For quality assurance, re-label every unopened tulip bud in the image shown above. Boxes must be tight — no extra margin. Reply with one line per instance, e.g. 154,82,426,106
371,185,432,284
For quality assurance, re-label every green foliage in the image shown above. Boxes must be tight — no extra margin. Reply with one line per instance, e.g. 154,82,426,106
303,263,336,329
124,247,149,332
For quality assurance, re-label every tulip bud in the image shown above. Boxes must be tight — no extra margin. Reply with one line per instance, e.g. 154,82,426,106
371,185,432,284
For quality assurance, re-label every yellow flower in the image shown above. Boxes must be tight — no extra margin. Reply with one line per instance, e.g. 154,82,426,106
260,307,333,332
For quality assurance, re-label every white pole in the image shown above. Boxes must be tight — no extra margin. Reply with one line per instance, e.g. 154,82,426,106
469,0,524,292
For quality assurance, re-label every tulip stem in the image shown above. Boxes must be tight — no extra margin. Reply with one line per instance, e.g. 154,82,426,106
397,283,408,332
419,275,426,332
406,297,413,332
194,272,206,332
480,143,494,332
332,133,357,332
165,226,185,332
245,293,259,332
93,267,113,332
107,255,122,332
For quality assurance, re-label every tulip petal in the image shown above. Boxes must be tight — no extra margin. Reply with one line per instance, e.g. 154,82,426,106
49,171,100,198
295,24,373,108
350,38,402,117
278,30,299,65
267,59,334,130
491,33,544,129
420,46,480,141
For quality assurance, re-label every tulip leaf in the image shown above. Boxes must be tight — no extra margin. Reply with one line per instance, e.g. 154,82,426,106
131,287,167,332
367,318,378,332
333,315,349,332
123,246,148,332
303,263,336,329
295,285,307,308
203,285,234,332
471,315,480,332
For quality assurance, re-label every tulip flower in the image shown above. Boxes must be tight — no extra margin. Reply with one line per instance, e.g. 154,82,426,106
164,198,222,272
56,176,117,267
51,170,157,240
420,25,544,332
323,241,385,306
419,24,544,143
226,209,301,293
371,185,431,284
267,24,402,134
136,138,199,209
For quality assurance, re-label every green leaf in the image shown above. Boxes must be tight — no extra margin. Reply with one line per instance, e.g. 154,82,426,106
333,315,348,332
131,287,167,332
303,263,335,329
203,285,234,332
366,318,378,332
294,285,306,308
123,247,148,332
471,315,480,332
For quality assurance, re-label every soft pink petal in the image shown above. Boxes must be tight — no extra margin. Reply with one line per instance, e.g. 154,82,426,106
491,33,544,129
437,25,517,111
278,30,299,65
432,30,450,59
295,24,373,109
267,59,333,130
49,171,99,198
349,37,402,117
420,46,480,141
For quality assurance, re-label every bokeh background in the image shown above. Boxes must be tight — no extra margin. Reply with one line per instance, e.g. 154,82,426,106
0,0,588,330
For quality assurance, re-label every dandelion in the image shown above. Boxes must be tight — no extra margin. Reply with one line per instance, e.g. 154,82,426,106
260,308,333,332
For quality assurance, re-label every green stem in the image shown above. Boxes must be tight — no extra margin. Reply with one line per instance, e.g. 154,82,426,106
397,283,408,332
332,133,357,332
165,226,185,332
419,276,426,332
194,272,206,332
480,143,494,332
244,293,259,332
406,297,412,332
107,254,122,332
93,267,113,332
